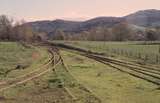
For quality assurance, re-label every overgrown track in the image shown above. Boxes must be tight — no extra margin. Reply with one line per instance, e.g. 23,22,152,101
85,54,160,86
0,44,102,102
49,49,78,102
0,50,53,86
47,42,160,86
0,48,61,92
58,52,102,103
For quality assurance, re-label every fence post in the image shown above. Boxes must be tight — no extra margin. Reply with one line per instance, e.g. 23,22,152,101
126,51,128,57
138,52,141,59
156,55,159,64
129,51,132,57
117,49,120,55
121,50,123,56
159,45,160,54
145,54,148,62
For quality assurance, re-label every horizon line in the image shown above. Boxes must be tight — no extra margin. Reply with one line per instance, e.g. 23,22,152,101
2,9,160,22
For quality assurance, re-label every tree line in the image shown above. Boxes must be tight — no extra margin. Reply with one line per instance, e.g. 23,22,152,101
51,23,160,41
0,15,46,42
0,15,160,42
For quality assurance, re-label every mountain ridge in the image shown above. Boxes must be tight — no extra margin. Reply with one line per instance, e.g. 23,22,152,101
26,9,160,34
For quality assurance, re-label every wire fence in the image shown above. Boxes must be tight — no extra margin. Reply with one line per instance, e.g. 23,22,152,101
104,47,160,64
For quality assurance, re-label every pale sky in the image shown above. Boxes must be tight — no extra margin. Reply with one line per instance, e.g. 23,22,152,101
0,0,160,21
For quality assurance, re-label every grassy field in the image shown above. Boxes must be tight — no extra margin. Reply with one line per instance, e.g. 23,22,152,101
61,50,160,103
0,42,51,80
0,42,102,103
56,41,160,64
0,42,34,78
0,42,101,103
0,42,74,103
1,41,160,103
63,41,160,54
0,66,73,103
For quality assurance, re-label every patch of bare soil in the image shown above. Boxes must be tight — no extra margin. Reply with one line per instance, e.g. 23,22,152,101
32,52,40,60
6,88,73,103
0,96,6,101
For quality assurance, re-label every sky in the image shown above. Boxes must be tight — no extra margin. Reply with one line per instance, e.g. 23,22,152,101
0,0,160,21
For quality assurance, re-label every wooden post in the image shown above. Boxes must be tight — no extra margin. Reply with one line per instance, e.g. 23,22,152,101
121,50,123,55
145,54,148,62
159,45,160,54
138,52,141,59
156,55,159,64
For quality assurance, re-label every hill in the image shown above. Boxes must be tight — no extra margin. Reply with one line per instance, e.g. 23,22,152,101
125,9,160,27
26,9,160,40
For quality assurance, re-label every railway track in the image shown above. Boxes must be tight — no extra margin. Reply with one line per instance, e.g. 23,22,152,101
0,48,60,92
47,48,101,103
84,54,160,86
0,44,102,102
0,50,53,86
47,42,160,86
0,47,78,103
58,52,102,103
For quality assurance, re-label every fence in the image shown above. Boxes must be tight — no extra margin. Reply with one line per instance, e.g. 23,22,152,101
103,47,160,64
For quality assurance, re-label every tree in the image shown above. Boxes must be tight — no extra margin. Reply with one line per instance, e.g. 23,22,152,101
0,15,41,42
155,28,160,40
145,29,158,41
0,15,13,40
52,29,65,40
112,22,132,41
100,27,113,41
12,19,39,42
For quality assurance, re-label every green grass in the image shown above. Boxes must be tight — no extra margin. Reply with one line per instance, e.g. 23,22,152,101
1,41,160,103
54,41,160,64
5,46,51,80
61,50,160,103
0,65,73,103
54,61,100,103
0,42,51,80
0,42,73,103
0,43,99,103
0,42,34,77
53,41,160,54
